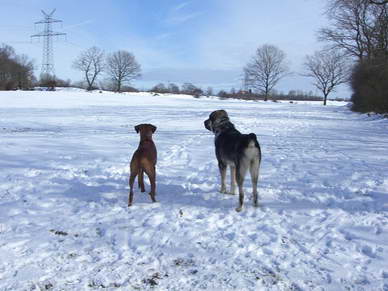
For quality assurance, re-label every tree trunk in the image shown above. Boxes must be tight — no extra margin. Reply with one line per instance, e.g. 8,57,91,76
86,72,92,91
89,74,97,91
323,94,328,106
264,86,269,101
264,81,269,101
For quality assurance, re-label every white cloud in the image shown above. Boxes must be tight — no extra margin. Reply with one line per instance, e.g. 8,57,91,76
171,1,191,12
164,1,204,26
63,19,94,31
165,11,204,25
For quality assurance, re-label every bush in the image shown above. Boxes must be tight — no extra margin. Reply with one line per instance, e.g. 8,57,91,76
181,83,203,97
351,57,388,113
121,85,139,92
151,83,168,93
39,75,57,91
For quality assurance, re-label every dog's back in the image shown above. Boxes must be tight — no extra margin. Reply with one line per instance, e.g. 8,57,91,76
134,139,157,168
128,124,157,206
215,125,261,167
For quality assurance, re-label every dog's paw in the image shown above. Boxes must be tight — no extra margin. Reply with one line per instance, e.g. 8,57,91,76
149,193,157,202
235,206,242,212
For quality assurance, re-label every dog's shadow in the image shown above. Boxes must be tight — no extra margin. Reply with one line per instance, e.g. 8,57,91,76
123,180,236,210
155,182,235,210
50,175,388,214
51,174,235,210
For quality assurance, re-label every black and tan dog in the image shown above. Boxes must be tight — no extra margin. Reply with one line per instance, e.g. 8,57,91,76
128,124,157,206
204,110,261,212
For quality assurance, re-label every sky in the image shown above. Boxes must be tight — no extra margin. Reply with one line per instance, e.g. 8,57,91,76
0,0,351,98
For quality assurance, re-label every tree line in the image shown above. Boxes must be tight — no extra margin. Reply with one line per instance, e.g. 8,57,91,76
0,44,35,90
147,82,331,101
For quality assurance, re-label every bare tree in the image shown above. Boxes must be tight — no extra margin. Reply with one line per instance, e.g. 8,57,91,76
303,50,350,105
319,0,388,60
106,50,141,92
243,44,289,101
73,47,104,91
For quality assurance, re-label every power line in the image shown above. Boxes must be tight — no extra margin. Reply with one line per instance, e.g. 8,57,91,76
31,9,66,78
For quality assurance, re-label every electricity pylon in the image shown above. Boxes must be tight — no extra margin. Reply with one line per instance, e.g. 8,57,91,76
31,9,66,79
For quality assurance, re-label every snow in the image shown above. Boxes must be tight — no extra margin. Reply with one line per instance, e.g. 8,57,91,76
0,90,387,290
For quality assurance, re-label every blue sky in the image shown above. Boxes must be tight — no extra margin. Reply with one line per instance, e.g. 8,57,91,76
0,0,351,97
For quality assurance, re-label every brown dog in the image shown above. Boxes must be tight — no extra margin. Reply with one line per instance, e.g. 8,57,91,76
128,124,157,206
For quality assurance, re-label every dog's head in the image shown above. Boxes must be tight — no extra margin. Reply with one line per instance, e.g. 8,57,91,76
134,124,157,139
204,110,229,133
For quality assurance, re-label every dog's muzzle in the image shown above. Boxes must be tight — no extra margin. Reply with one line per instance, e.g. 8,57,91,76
204,119,212,131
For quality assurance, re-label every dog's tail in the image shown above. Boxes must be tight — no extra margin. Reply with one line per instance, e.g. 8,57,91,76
247,133,261,162
247,133,258,147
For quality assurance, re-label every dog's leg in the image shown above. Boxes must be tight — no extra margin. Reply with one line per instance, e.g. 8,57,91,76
128,172,137,206
218,162,227,194
229,166,236,195
236,160,249,212
145,165,156,203
138,169,146,192
250,159,260,207
129,159,139,206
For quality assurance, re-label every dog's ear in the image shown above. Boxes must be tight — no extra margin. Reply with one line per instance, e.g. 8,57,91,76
150,124,157,133
134,124,141,133
219,109,228,118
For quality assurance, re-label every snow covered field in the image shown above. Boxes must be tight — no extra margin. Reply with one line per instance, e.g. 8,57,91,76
0,90,387,290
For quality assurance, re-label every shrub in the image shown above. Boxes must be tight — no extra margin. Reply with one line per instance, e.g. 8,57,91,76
351,57,388,113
